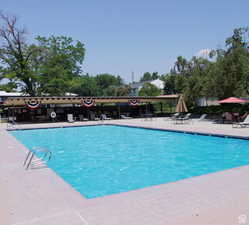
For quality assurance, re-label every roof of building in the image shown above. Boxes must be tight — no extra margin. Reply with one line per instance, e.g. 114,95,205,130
130,79,164,90
150,79,164,89
0,91,27,97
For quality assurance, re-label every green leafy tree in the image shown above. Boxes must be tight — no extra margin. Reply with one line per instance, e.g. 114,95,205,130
139,82,161,96
205,28,249,99
151,72,159,80
140,72,159,82
104,84,132,96
0,82,17,92
0,13,86,96
140,72,152,82
162,74,186,94
116,84,132,96
95,73,123,95
70,75,100,96
163,55,213,105
173,56,189,75
36,35,85,96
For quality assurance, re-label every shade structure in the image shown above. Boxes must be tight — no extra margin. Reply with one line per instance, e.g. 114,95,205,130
218,97,245,104
175,95,188,113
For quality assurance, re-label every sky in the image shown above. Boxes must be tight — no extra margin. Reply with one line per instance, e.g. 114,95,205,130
3,0,249,83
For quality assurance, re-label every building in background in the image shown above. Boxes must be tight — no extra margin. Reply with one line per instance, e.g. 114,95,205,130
130,78,164,96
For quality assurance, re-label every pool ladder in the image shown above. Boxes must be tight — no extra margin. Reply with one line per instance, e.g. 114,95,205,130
23,147,52,170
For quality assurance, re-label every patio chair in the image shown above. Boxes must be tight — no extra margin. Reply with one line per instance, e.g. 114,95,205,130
79,114,89,121
232,115,249,128
89,113,100,121
174,113,191,124
101,114,111,120
222,112,233,124
170,113,180,120
67,114,74,123
120,114,132,119
197,114,207,121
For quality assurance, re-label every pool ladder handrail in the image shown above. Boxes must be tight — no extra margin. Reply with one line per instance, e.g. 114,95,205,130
23,147,52,170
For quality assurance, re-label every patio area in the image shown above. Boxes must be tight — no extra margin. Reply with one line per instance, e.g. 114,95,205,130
1,118,249,225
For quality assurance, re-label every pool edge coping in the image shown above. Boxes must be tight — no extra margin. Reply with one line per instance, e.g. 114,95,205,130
7,122,249,140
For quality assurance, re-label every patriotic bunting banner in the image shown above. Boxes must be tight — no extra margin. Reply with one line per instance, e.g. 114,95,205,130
25,100,41,109
82,98,95,107
128,99,140,106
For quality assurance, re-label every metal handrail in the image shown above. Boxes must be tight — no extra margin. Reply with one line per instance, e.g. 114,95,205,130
23,146,52,170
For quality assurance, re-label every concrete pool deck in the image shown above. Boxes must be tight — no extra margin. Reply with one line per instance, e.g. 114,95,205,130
1,118,249,225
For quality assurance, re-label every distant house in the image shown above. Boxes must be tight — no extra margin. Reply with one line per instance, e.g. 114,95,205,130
130,79,164,96
150,79,164,89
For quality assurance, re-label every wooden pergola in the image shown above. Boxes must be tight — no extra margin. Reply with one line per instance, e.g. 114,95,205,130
3,95,180,106
3,94,186,122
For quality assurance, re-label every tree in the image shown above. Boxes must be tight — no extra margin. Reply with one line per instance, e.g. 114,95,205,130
173,56,189,74
36,35,85,96
151,72,159,80
95,73,123,95
140,72,159,82
0,82,17,92
205,28,249,99
116,84,132,96
104,84,132,96
70,75,100,96
162,74,186,94
140,72,152,82
163,55,214,105
0,12,40,95
139,82,161,96
0,12,86,96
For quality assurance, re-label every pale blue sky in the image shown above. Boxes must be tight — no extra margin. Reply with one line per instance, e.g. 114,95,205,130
3,0,249,82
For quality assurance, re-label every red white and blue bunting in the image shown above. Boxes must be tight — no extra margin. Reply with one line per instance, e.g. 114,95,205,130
82,98,95,107
128,99,140,106
25,100,41,110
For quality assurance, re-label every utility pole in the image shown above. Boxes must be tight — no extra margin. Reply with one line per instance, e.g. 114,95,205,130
131,71,134,83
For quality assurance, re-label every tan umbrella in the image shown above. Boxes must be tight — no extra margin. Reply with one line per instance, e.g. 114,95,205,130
175,95,188,113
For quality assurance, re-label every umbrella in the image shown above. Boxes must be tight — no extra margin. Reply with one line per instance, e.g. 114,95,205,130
175,95,188,113
218,97,245,104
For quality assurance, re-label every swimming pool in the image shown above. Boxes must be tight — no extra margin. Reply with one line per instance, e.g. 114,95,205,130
11,125,249,198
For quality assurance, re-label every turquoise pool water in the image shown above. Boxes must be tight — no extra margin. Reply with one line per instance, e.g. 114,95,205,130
11,125,249,198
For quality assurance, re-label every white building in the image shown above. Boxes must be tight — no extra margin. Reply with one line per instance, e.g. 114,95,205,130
130,79,164,96
150,79,164,89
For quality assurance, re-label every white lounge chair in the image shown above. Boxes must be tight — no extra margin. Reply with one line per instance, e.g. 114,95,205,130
120,114,132,119
101,114,111,120
174,113,191,124
197,114,207,121
232,115,249,128
67,114,74,123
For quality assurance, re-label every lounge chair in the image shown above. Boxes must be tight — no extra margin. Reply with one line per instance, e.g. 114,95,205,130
171,113,180,120
89,113,99,121
67,114,74,123
7,117,17,129
232,115,249,128
120,114,132,119
174,113,191,124
197,114,207,121
79,114,89,121
101,114,111,120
